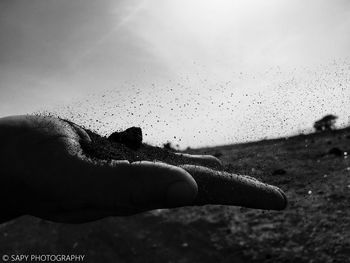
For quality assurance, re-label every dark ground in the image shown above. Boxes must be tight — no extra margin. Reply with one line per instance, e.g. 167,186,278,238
1,128,350,263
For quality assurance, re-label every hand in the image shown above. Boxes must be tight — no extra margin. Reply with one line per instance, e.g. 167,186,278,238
0,115,287,223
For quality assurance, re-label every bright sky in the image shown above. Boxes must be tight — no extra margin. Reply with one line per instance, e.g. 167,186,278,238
1,0,350,148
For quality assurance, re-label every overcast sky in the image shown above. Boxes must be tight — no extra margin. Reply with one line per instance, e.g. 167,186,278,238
1,0,349,148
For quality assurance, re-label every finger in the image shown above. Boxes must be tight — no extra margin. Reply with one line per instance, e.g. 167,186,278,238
174,152,222,168
180,165,287,210
61,119,91,143
82,160,198,211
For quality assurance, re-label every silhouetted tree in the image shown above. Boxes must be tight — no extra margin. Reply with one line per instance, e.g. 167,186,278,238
314,114,338,132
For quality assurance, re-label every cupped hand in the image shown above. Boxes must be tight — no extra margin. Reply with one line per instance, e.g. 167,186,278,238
0,115,286,223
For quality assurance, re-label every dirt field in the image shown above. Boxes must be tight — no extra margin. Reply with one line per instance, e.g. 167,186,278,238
1,128,349,263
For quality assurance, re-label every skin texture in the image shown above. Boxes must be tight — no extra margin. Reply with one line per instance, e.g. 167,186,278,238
0,115,287,224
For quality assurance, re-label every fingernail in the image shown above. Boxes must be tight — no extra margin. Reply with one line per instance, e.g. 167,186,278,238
166,181,197,207
276,188,288,210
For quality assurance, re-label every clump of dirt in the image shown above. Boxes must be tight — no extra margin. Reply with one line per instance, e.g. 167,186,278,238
328,147,344,157
81,128,202,167
108,126,143,149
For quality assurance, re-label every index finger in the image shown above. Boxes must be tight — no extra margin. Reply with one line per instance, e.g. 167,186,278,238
180,165,287,210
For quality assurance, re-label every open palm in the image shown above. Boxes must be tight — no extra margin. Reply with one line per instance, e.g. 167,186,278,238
0,115,286,223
